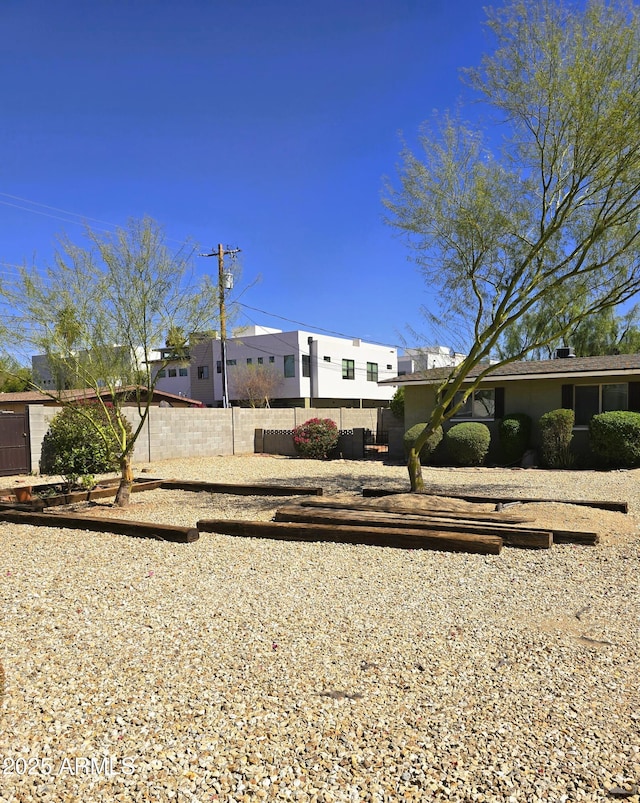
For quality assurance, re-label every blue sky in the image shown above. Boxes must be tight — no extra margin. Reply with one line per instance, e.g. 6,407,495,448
1,0,493,355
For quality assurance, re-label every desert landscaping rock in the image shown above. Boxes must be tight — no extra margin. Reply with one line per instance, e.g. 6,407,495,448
1,455,638,802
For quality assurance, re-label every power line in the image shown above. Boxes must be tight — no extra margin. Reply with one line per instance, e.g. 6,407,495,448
235,302,402,350
0,190,195,247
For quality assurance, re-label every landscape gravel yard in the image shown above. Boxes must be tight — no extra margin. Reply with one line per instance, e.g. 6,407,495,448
0,454,638,802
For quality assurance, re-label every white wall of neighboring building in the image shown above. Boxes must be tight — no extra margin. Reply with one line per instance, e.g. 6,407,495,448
185,327,398,406
398,346,465,375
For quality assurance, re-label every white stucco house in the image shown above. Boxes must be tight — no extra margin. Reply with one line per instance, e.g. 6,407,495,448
153,326,399,408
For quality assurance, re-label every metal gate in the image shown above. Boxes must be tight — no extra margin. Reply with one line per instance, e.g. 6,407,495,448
0,413,31,476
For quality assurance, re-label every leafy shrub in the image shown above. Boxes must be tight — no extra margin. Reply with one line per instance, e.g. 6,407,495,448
389,387,405,421
40,403,127,489
292,417,339,459
403,423,443,464
445,422,491,466
499,413,532,465
589,410,640,467
539,408,574,468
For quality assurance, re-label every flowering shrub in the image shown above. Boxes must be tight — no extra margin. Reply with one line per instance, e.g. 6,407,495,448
292,417,339,459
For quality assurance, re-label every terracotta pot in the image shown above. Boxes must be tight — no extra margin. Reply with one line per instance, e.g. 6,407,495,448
14,487,32,503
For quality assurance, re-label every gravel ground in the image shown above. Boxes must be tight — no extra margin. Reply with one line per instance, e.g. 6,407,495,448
0,455,639,802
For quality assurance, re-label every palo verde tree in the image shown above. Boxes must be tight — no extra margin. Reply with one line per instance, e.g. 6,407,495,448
384,0,640,491
0,217,218,505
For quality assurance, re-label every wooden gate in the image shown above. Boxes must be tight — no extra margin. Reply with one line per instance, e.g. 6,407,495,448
0,413,31,476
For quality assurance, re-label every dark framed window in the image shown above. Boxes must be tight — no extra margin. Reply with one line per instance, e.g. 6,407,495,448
226,359,236,366
258,357,263,365
157,369,166,378
197,365,209,380
284,355,295,378
366,362,378,382
168,368,177,378
179,367,188,377
216,361,222,374
452,388,496,419
342,359,355,380
324,356,331,362
302,354,310,377
246,358,253,365
269,356,275,364
573,383,628,426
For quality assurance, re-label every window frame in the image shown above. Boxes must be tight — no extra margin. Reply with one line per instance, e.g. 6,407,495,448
342,358,355,380
284,354,295,378
366,362,378,382
451,388,496,421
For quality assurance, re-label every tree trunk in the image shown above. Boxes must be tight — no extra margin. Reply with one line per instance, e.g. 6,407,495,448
115,454,134,507
407,446,425,492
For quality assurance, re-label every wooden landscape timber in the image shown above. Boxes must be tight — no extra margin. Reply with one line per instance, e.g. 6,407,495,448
361,487,628,514
0,478,164,511
158,479,324,497
274,503,554,549
299,497,533,524
288,499,599,546
0,509,199,543
196,518,503,555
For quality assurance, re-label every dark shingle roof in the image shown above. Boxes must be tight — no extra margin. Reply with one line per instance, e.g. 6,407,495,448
383,353,640,385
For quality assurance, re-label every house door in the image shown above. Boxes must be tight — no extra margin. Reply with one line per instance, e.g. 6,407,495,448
0,413,31,476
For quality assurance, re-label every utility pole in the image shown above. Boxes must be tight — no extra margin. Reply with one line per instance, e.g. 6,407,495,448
200,244,241,408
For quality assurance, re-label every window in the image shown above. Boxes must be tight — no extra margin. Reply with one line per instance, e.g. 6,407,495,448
387,364,393,370
157,369,166,378
197,366,209,380
179,368,188,377
342,359,355,380
452,388,495,419
246,358,253,365
574,383,628,426
216,361,222,374
168,368,177,378
269,356,275,364
284,354,295,378
324,356,331,362
302,354,310,377
226,359,236,366
258,357,263,365
366,362,378,382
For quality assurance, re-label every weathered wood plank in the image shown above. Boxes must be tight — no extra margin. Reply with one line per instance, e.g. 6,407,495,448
0,509,199,543
274,504,552,549
299,497,532,523
160,479,323,497
361,487,627,513
197,518,503,555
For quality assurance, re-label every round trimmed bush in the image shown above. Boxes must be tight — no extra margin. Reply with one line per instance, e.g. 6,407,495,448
445,422,491,466
292,417,339,459
499,413,532,465
539,408,574,468
589,410,640,467
403,423,443,464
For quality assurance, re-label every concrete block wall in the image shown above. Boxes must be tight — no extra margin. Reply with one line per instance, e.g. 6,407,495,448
26,405,387,469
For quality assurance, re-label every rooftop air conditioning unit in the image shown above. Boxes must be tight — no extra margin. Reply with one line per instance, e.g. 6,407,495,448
554,347,575,359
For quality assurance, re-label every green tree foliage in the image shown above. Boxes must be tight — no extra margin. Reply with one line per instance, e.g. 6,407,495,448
389,387,405,421
40,404,131,491
0,357,32,392
384,0,640,490
0,218,218,505
499,300,640,359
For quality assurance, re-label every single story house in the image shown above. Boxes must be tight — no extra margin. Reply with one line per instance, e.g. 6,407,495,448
381,352,640,458
0,386,203,415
